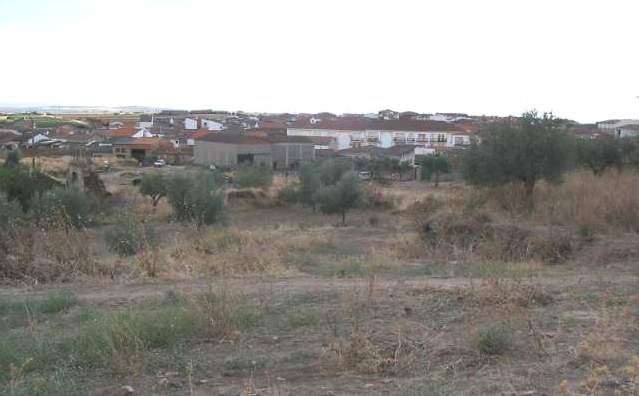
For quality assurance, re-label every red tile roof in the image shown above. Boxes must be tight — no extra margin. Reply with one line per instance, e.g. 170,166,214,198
109,127,139,138
187,128,216,139
289,118,463,132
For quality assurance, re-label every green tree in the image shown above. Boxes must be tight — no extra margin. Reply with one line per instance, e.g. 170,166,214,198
31,187,93,228
462,111,571,211
139,172,167,208
166,172,225,226
317,158,351,186
314,171,361,225
576,138,622,176
421,154,450,187
299,164,321,211
0,166,56,212
188,172,226,226
166,174,195,221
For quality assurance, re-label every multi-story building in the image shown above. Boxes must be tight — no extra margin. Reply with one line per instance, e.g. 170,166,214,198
287,118,471,154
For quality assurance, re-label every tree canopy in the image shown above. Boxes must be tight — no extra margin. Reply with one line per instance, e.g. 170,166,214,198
462,111,572,210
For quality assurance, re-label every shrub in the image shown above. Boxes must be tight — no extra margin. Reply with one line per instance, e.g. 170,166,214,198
3,149,22,167
31,187,93,228
234,164,273,188
474,323,512,355
279,184,301,204
0,192,23,227
105,216,155,257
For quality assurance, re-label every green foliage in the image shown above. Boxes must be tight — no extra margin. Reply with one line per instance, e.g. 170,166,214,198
576,138,622,175
37,290,79,314
167,172,225,225
166,174,194,221
618,136,639,169
31,187,92,228
299,163,321,209
474,323,513,355
314,171,361,225
3,149,22,167
139,172,167,207
0,166,56,212
287,310,320,328
188,172,226,226
317,158,351,186
462,111,572,210
279,183,301,203
234,164,273,188
421,154,450,186
105,216,155,257
0,192,23,227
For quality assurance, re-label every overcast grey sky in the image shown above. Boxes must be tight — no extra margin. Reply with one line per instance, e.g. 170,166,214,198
1,0,637,122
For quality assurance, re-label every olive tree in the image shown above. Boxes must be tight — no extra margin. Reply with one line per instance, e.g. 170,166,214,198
139,172,167,208
576,138,622,176
314,171,361,225
421,154,450,187
462,111,572,211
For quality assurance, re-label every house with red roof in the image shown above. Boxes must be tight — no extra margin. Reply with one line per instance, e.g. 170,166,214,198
112,137,174,163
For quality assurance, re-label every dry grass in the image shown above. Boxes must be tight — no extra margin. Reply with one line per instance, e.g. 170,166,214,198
576,305,636,366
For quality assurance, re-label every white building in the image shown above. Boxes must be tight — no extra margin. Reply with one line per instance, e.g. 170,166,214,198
287,118,469,153
201,119,224,130
184,118,198,130
616,124,639,138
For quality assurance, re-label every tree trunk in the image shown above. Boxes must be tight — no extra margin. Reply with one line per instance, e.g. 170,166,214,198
434,171,440,188
341,211,346,226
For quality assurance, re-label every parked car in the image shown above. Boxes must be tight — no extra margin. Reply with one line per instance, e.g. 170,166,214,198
153,159,166,167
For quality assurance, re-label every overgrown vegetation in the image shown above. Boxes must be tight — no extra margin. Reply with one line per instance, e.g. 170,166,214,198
233,164,273,188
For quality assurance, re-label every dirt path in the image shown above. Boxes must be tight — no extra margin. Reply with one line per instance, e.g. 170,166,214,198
2,272,636,305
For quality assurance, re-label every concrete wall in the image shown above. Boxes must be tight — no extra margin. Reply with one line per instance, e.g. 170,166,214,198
194,141,272,167
272,143,315,169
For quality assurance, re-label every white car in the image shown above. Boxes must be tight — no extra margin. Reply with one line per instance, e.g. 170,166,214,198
153,159,166,167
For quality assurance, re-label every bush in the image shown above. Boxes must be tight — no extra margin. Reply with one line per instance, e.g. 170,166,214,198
474,323,512,355
0,192,23,227
3,149,22,167
105,216,156,257
31,187,93,228
279,184,301,203
234,165,273,188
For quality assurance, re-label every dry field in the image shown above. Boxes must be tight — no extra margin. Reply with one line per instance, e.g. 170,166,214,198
1,167,638,395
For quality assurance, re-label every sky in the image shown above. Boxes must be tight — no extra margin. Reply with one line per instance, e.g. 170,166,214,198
0,0,637,122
